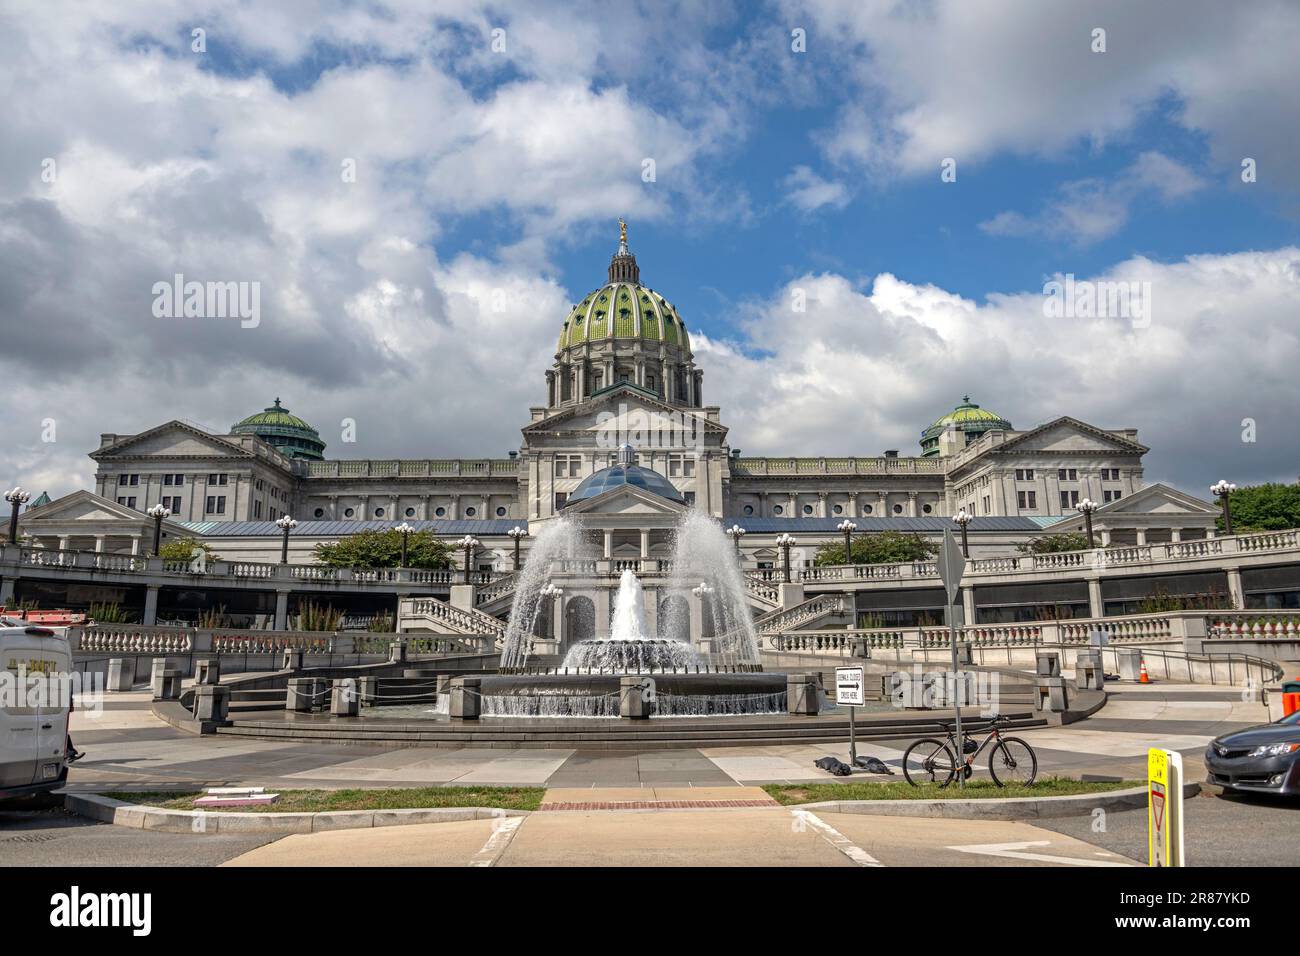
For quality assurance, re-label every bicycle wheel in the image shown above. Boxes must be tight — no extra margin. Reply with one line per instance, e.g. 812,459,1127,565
903,738,957,787
988,737,1038,787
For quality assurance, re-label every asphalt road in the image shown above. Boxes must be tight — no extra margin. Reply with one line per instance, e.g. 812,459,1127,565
1038,787,1300,867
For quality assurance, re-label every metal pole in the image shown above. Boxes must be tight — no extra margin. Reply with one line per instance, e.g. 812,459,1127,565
848,705,857,767
948,599,964,789
7,501,19,545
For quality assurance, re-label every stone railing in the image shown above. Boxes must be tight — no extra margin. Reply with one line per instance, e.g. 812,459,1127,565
304,458,517,478
76,623,193,654
731,456,944,476
755,593,846,635
208,628,335,655
1205,611,1300,639
772,628,906,654
475,572,518,607
742,573,779,604
797,529,1300,585
401,598,507,639
20,547,145,573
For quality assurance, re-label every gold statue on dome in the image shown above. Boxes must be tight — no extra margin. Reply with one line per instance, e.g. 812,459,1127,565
618,217,627,244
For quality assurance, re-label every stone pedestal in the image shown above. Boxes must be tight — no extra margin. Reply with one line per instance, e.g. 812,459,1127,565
193,685,230,721
1115,647,1143,681
1035,651,1061,678
890,671,931,710
331,679,359,717
195,658,221,685
107,658,135,693
1075,650,1105,690
358,676,378,706
450,677,481,720
786,673,819,715
1036,676,1069,713
150,658,170,697
619,677,654,719
155,671,182,701
932,671,975,708
851,638,872,659
286,677,322,712
955,642,974,666
281,648,304,672
388,639,407,663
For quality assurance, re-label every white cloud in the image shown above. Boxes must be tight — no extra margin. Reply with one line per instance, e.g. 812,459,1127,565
980,152,1204,245
697,247,1300,488
782,165,851,212
793,0,1300,189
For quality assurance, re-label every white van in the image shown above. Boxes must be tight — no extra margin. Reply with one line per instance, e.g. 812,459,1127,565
0,621,72,799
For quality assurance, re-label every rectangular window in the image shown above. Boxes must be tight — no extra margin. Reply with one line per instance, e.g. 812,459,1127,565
208,473,228,485
1060,490,1080,509
162,496,182,512
554,492,568,510
127,497,137,509
206,495,227,514
254,500,262,518
164,474,173,486
683,458,695,478
1017,491,1037,510
1101,468,1120,481
684,492,696,506
118,475,128,486
174,473,184,485
129,474,139,486
1057,468,1078,481
982,495,991,514
1104,490,1123,503
1015,468,1034,481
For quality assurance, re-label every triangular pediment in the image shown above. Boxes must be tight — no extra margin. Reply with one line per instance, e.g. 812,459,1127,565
523,387,726,439
91,421,252,460
17,490,189,529
1094,483,1216,515
997,417,1148,455
561,484,688,517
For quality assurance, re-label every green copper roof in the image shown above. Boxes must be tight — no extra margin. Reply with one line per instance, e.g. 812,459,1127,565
231,398,327,460
919,396,1013,456
558,282,690,352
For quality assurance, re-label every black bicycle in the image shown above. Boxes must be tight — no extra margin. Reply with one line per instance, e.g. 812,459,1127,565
902,713,1038,788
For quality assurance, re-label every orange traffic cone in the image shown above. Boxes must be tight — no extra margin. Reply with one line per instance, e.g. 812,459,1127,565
1139,658,1151,684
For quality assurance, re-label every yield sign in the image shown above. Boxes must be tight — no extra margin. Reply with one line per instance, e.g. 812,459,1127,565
938,528,966,606
1150,789,1166,832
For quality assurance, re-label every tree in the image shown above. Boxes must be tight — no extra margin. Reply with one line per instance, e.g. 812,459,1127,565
158,536,220,562
815,531,937,566
1017,532,1090,555
313,529,452,569
1222,483,1300,533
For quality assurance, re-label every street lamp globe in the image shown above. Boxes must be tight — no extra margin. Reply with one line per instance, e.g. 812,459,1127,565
507,526,527,540
147,504,171,520
953,509,972,527
276,515,298,531
1076,498,1099,515
1210,480,1236,497
775,533,797,548
5,487,32,506
394,522,416,535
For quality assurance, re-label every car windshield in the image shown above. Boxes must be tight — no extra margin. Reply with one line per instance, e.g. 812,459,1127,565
1279,710,1300,726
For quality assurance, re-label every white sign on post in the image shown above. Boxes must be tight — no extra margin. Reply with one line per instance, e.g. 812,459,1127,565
835,666,865,707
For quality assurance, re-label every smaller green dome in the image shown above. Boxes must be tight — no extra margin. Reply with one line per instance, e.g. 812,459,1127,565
231,398,326,460
920,396,1012,457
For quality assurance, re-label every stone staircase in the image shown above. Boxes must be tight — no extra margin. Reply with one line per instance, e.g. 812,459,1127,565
755,593,850,636
398,596,507,646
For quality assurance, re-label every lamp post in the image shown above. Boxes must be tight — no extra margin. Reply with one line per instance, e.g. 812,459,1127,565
775,533,796,584
540,582,563,646
147,503,171,556
837,519,857,564
276,514,297,564
457,535,480,584
725,524,746,559
1075,498,1099,549
952,509,972,559
5,487,31,545
394,522,415,567
508,526,528,571
1211,480,1237,536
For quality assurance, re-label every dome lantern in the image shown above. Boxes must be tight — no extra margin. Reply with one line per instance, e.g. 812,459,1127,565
919,396,1012,457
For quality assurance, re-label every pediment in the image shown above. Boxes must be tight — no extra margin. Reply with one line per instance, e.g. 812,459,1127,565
92,421,250,460
20,491,151,524
1096,483,1216,515
523,387,726,439
999,417,1147,455
561,484,688,517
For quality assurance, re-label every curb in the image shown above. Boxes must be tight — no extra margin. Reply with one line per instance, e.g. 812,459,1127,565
64,793,530,835
792,781,1200,820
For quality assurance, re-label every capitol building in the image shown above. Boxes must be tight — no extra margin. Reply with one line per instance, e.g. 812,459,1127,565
19,224,1219,575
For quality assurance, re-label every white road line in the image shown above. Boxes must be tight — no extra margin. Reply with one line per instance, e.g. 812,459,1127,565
791,810,884,867
468,815,525,868
946,840,1134,867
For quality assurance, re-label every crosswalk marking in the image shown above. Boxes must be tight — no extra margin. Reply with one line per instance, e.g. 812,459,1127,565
468,815,524,867
792,810,884,867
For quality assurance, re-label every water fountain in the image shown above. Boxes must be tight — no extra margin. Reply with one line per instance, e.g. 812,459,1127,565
474,510,788,719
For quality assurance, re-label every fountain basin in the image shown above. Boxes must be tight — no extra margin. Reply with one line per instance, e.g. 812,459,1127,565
476,672,787,719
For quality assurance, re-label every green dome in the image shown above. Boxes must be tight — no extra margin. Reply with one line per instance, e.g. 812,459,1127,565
558,282,690,352
231,398,326,460
920,396,1012,457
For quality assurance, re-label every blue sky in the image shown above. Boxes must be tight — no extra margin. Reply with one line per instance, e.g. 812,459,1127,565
3,0,1300,497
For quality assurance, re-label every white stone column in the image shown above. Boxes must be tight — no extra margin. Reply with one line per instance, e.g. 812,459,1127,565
1135,528,1147,546
94,535,105,553
639,529,650,559
1170,528,1182,542
603,529,613,559
907,492,918,517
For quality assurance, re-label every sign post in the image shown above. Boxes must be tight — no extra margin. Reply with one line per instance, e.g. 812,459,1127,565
836,665,866,767
1147,748,1184,867
937,529,967,787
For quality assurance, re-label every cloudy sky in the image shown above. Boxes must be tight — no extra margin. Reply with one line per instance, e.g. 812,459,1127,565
2,0,1299,500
